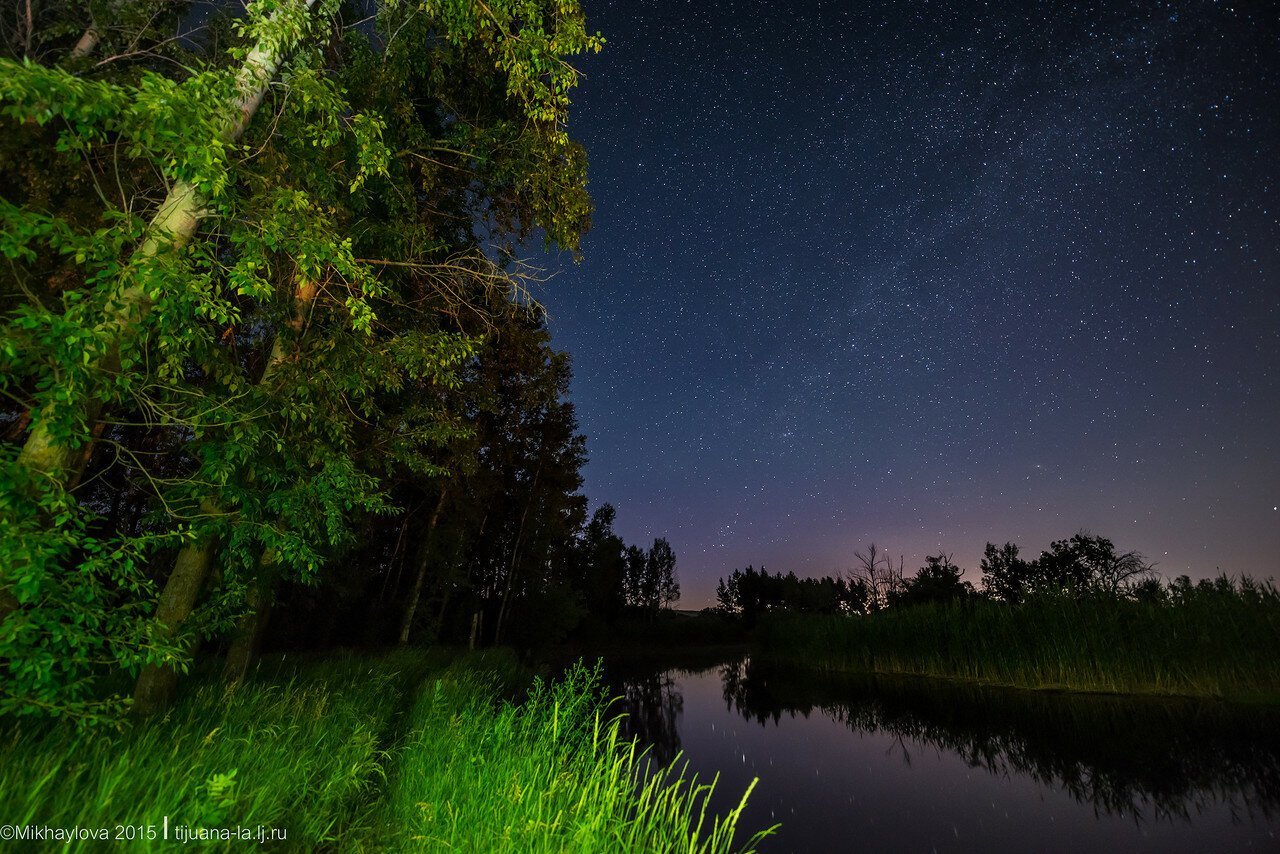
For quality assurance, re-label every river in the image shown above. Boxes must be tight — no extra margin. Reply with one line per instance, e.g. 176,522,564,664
599,653,1280,853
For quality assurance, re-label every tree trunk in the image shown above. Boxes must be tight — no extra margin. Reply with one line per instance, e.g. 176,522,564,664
3,409,31,442
430,588,453,641
16,0,318,489
494,461,542,646
66,420,106,492
131,272,319,709
379,513,413,603
69,27,99,59
223,578,272,684
397,486,449,645
468,610,481,650
132,502,221,715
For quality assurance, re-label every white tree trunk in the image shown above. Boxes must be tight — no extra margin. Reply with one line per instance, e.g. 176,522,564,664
18,0,319,484
5,0,319,627
69,27,100,59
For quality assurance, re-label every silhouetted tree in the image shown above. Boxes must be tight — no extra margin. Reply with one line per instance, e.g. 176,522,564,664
981,534,1155,604
572,504,628,622
1038,533,1155,596
894,554,974,607
849,544,906,612
647,538,680,615
980,542,1035,604
624,545,646,613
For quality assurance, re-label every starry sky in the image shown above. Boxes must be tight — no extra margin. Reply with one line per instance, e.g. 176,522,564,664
537,0,1280,608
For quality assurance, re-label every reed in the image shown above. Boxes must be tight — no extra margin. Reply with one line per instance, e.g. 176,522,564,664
374,660,770,852
759,584,1280,700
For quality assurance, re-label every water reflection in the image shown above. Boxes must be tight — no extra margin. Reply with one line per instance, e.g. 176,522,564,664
608,653,1280,841
717,656,1280,823
617,670,684,764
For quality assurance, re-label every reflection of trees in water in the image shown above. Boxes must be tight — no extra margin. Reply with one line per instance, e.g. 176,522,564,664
719,658,1280,823
617,671,684,764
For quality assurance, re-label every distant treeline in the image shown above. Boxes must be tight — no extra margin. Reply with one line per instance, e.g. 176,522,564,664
714,532,1272,620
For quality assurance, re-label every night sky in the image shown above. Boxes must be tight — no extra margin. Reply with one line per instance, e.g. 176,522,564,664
538,0,1280,607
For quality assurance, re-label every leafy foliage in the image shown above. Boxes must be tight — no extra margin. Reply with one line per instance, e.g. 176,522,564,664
0,0,609,720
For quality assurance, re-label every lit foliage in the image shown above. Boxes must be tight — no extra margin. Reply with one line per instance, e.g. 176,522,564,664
0,0,601,719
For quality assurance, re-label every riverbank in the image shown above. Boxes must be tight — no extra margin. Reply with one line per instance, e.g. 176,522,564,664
756,593,1280,702
0,650,769,851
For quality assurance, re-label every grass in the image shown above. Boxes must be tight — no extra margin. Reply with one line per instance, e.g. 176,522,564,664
758,591,1280,701
0,650,770,851
373,660,769,852
0,651,428,846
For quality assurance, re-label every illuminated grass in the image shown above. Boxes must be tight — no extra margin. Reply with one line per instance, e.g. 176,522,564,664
0,652,426,847
0,652,770,851
374,661,770,852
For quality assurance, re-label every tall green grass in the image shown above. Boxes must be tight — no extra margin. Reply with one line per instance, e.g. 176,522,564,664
759,592,1280,700
371,660,770,852
0,651,438,847
0,651,770,851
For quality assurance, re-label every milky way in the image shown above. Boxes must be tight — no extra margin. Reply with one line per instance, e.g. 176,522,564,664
538,0,1280,606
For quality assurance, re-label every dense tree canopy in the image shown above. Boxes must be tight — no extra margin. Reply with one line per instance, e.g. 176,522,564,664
0,1,683,723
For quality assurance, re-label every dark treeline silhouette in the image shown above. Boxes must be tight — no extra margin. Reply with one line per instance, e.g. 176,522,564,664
278,497,682,655
715,531,1276,618
715,567,863,623
715,549,977,622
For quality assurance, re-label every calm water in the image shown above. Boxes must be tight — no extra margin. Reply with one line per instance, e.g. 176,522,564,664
601,654,1280,853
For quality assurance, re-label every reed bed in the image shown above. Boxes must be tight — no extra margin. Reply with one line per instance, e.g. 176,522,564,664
759,588,1280,700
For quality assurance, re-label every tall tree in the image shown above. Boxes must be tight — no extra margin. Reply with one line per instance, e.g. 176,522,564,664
651,539,680,612
0,0,602,719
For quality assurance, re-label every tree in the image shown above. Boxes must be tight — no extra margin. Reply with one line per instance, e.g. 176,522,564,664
848,544,905,612
573,504,627,622
1037,533,1154,597
1,0,603,719
715,573,738,615
895,554,974,607
625,537,678,617
624,544,647,612
980,542,1033,604
980,534,1155,605
652,539,680,612
3,0,332,721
